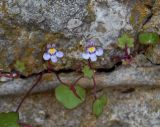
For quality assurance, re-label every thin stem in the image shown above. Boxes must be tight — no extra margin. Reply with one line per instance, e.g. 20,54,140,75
55,73,83,99
70,75,84,100
47,61,52,73
124,44,129,58
92,75,97,99
70,85,81,99
89,88,103,96
88,59,92,69
71,76,84,86
87,59,97,99
53,61,84,99
19,122,32,127
55,73,68,86
16,74,43,113
48,61,69,86
48,62,69,85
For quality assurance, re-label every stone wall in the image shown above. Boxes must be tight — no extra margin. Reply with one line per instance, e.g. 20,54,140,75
0,0,160,127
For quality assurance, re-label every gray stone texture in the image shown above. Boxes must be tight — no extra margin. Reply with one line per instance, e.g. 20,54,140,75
1,88,160,127
0,0,160,126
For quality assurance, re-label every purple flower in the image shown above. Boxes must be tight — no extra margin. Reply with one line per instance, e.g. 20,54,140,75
81,40,103,62
43,44,64,63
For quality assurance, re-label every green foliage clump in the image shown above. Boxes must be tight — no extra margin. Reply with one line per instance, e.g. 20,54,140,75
118,34,134,49
92,95,107,117
55,84,86,109
139,32,159,45
0,112,20,127
14,60,26,73
82,65,94,79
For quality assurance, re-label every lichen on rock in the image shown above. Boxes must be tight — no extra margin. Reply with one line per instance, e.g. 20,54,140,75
143,0,160,34
130,1,152,31
0,0,159,77
0,0,160,126
0,0,134,76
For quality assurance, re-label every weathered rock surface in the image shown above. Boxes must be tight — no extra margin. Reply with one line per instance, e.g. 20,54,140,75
0,0,160,126
146,44,160,65
0,0,159,75
0,0,134,75
0,88,160,127
5,0,88,32
0,66,159,96
143,0,160,34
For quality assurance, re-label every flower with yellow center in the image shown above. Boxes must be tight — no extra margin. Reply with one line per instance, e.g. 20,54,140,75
43,44,64,63
82,40,104,62
48,48,56,55
88,46,96,53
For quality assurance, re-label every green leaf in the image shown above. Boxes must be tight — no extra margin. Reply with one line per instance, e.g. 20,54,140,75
118,34,134,49
0,112,20,127
99,95,107,106
139,32,159,45
82,66,94,79
14,61,25,73
55,84,86,109
92,95,107,117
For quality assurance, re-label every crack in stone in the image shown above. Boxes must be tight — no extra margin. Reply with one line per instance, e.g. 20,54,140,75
0,61,122,81
142,12,153,27
146,57,160,66
141,3,154,28
0,66,160,96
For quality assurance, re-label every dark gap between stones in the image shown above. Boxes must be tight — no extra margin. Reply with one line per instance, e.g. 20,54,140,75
18,61,122,79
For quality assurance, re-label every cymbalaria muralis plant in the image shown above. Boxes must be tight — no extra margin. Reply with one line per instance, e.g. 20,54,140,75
43,44,64,63
117,34,134,64
0,32,159,126
138,32,160,65
82,40,104,61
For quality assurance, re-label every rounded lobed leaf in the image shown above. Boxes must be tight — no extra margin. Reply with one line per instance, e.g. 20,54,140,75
55,84,86,109
118,34,134,49
82,66,94,79
139,32,160,45
99,95,107,106
14,61,26,73
0,112,20,127
92,95,107,117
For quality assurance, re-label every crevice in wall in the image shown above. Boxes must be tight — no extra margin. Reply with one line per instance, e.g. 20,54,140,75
141,2,155,28
20,61,122,79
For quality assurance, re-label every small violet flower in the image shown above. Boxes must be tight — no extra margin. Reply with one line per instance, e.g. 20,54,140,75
43,44,64,63
82,40,104,62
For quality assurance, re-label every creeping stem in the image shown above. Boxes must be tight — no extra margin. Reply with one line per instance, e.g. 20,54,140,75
124,44,129,58
19,122,32,127
47,61,69,86
16,74,43,113
71,76,84,86
70,75,84,99
88,59,97,99
92,74,97,99
55,73,68,86
56,72,83,99
88,59,92,69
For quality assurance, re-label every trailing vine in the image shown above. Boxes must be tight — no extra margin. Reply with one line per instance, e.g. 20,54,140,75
0,32,159,127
